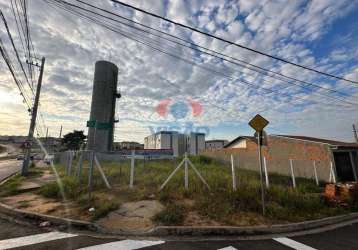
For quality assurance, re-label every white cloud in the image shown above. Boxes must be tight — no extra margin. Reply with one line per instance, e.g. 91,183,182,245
0,0,357,143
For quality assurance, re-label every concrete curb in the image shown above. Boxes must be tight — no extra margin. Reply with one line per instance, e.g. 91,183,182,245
146,213,358,236
1,174,358,237
0,199,358,237
0,202,99,232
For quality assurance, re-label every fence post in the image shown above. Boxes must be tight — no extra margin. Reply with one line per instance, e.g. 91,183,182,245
263,156,269,188
289,159,296,188
184,152,189,189
88,151,95,200
68,151,73,175
94,155,111,189
76,151,84,183
129,150,135,188
160,158,185,190
231,154,237,191
313,160,319,186
65,151,70,175
329,161,336,183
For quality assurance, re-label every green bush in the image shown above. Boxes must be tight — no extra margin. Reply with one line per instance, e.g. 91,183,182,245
158,190,171,203
39,176,80,199
92,200,119,220
153,204,185,225
39,182,59,198
190,155,213,165
0,175,24,196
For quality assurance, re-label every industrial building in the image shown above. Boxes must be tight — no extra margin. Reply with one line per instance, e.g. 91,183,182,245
202,134,358,182
144,131,205,156
87,61,120,152
205,139,229,150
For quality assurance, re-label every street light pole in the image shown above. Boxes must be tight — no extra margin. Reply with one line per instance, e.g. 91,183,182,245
21,57,45,176
257,131,266,216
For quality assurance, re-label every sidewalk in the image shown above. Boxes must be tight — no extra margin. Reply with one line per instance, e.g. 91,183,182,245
0,159,21,183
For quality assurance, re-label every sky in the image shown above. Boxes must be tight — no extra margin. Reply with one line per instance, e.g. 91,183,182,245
0,0,358,143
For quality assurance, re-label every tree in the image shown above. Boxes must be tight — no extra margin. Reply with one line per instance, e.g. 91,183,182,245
61,130,86,151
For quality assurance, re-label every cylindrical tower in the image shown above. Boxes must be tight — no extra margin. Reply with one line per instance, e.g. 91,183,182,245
87,61,119,152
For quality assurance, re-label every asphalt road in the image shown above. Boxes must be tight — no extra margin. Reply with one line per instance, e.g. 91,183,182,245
0,217,357,250
0,144,18,158
0,159,21,183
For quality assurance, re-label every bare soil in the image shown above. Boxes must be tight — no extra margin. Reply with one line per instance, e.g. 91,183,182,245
97,200,164,232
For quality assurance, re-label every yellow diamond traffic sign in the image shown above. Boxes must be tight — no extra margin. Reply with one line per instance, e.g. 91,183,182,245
249,114,269,132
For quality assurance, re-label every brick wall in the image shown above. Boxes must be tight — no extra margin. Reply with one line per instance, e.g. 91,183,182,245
201,135,333,182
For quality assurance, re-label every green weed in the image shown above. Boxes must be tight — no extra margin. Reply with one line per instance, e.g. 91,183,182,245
153,203,185,225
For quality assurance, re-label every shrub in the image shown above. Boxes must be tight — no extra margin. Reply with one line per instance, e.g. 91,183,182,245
190,155,213,165
0,175,24,196
158,190,171,203
196,192,234,220
153,204,185,225
39,176,80,199
92,200,119,221
39,182,59,198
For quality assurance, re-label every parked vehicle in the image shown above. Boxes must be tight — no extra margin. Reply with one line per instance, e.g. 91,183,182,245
44,155,54,164
16,155,24,160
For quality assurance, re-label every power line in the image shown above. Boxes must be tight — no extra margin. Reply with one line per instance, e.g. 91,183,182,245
45,0,358,133
110,0,358,84
56,0,357,105
0,10,34,94
73,0,356,98
46,0,355,109
10,0,27,59
0,36,33,111
12,0,33,83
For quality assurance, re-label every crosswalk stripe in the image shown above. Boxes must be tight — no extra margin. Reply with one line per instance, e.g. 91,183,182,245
218,246,238,250
0,231,77,250
76,240,165,250
273,237,317,250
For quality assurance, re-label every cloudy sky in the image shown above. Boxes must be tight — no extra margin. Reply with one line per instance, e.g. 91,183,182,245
0,0,358,143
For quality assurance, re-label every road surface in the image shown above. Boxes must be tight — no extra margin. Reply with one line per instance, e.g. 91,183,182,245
0,144,18,159
0,159,21,183
0,217,357,249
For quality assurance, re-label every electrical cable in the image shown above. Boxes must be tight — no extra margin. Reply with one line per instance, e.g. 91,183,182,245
110,0,358,84
53,0,357,105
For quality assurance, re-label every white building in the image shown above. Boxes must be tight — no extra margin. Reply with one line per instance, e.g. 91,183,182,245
205,139,229,150
113,141,144,150
144,131,205,156
186,132,206,155
144,131,180,156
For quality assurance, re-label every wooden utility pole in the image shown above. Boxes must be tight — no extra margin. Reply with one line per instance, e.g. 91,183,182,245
45,127,48,145
353,124,358,143
21,57,45,176
59,125,63,138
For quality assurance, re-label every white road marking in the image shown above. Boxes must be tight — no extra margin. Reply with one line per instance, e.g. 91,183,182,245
0,231,77,249
77,240,165,250
218,246,238,250
273,237,317,250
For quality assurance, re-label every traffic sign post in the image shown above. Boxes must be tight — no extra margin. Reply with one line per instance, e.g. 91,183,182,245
249,114,269,216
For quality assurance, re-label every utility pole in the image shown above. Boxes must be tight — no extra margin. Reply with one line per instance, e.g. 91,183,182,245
59,125,62,139
45,127,49,153
21,57,45,176
353,124,358,143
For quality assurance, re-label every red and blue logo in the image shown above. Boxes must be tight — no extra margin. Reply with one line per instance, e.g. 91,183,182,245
155,98,203,119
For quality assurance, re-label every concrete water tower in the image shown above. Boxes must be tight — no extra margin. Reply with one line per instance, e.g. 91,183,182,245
87,61,120,152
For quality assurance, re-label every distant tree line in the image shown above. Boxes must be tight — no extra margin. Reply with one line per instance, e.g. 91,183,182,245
61,130,86,151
